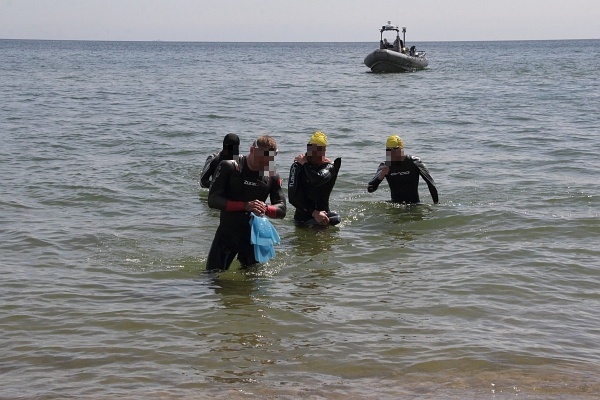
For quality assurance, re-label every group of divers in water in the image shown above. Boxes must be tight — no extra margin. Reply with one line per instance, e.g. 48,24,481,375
201,131,438,271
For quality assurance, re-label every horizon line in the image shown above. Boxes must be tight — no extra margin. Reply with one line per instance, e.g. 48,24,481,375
1,37,598,43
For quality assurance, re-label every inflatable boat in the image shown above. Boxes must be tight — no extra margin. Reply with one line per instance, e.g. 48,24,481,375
364,23,428,73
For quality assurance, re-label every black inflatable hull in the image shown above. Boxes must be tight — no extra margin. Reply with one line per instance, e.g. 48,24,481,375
364,49,428,73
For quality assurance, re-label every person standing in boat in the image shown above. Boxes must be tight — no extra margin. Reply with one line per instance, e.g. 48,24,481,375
288,131,342,226
206,135,286,271
393,37,401,52
367,135,438,204
200,133,240,188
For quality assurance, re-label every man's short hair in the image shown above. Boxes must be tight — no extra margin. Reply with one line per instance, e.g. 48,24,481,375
255,135,277,151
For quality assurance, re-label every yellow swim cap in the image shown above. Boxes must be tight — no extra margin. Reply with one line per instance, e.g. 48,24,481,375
308,131,328,147
386,135,404,149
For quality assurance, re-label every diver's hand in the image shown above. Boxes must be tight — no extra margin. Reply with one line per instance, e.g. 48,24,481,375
245,200,266,216
378,165,390,179
312,210,329,226
294,154,307,165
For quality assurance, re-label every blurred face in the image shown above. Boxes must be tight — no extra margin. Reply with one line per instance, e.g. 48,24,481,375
252,146,278,176
386,147,404,162
306,144,326,164
222,144,239,160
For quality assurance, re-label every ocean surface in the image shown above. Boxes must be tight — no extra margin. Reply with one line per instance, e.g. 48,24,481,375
1,39,599,399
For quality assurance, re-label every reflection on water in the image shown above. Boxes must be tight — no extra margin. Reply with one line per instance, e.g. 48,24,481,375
385,202,434,241
198,274,276,386
206,268,279,309
385,201,432,221
342,201,433,246
210,275,258,309
287,225,341,257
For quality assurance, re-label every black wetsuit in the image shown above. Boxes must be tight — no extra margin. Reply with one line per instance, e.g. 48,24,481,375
206,156,286,270
288,157,341,223
367,155,438,204
201,151,240,188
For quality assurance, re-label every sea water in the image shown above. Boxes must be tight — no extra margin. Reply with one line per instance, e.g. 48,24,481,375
1,39,599,399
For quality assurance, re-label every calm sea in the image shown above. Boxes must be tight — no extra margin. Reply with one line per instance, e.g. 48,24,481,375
1,39,599,399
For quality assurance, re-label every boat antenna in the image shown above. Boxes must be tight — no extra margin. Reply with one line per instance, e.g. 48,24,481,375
402,26,406,46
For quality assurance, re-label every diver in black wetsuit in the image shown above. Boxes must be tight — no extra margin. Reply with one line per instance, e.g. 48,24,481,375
206,135,286,271
288,131,341,226
200,133,240,188
367,135,438,204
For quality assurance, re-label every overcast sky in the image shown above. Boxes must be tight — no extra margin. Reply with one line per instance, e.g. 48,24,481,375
1,0,599,42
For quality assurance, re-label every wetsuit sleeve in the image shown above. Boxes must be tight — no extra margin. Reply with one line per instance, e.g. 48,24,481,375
288,162,314,215
266,176,287,219
303,162,336,187
367,162,386,193
412,156,439,204
200,153,218,188
207,160,235,210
